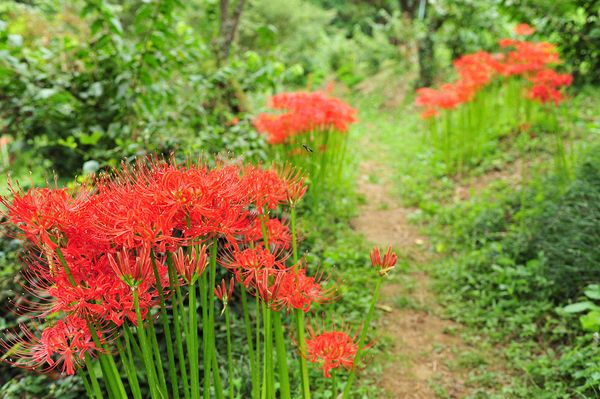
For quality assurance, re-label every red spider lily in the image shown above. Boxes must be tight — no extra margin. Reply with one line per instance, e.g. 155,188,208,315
528,85,564,105
222,246,288,299
1,184,93,250
1,315,99,376
370,246,398,276
214,277,235,312
530,69,573,88
242,165,288,213
271,267,333,313
107,246,154,287
514,23,535,36
254,90,357,144
497,40,559,76
304,325,360,378
415,83,472,119
244,217,291,249
172,245,209,284
17,250,157,327
527,69,572,105
415,37,567,118
453,51,503,88
274,163,308,205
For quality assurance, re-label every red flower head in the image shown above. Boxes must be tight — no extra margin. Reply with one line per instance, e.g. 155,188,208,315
242,165,288,213
275,163,308,205
527,69,572,105
1,184,92,250
214,277,235,312
514,23,535,36
305,324,360,378
271,267,333,313
498,40,560,76
370,246,397,276
244,217,291,249
172,245,209,284
223,246,287,300
530,69,573,88
107,246,154,287
528,84,564,105
254,90,357,144
1,315,100,376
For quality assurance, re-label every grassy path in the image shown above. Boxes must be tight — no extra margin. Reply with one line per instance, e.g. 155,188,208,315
350,95,501,398
353,152,472,398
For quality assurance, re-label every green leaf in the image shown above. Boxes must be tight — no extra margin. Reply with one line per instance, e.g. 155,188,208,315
57,136,78,149
78,131,103,146
563,301,598,313
584,284,600,300
579,311,600,332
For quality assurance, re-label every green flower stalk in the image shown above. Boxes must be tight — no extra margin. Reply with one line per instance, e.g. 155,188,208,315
342,246,397,399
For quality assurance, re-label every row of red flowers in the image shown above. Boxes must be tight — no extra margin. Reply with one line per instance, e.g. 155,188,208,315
415,24,573,119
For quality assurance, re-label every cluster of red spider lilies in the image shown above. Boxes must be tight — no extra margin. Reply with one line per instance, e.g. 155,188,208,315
0,158,396,399
416,23,572,119
415,23,574,175
254,89,358,201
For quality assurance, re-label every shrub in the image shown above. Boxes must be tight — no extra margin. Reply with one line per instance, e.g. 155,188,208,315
527,148,600,301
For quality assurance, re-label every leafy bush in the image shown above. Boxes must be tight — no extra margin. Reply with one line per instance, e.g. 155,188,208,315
0,1,288,179
527,149,600,300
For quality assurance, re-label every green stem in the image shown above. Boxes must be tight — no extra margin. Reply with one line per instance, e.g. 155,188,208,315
122,327,143,399
133,288,161,399
295,310,311,399
273,312,291,399
255,294,262,399
261,304,273,399
331,370,337,399
190,280,201,399
83,354,103,399
224,307,235,399
241,287,258,399
341,279,382,399
291,206,310,399
207,240,221,398
167,254,191,399
212,347,225,399
148,317,169,398
151,252,179,399
200,273,209,399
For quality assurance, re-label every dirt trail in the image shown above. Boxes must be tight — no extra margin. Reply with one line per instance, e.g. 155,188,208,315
351,160,471,398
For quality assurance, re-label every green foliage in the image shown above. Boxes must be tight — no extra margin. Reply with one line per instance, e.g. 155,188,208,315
525,150,600,300
0,374,83,399
428,145,600,395
240,1,411,88
239,0,335,80
563,284,600,332
500,0,600,85
0,1,289,179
